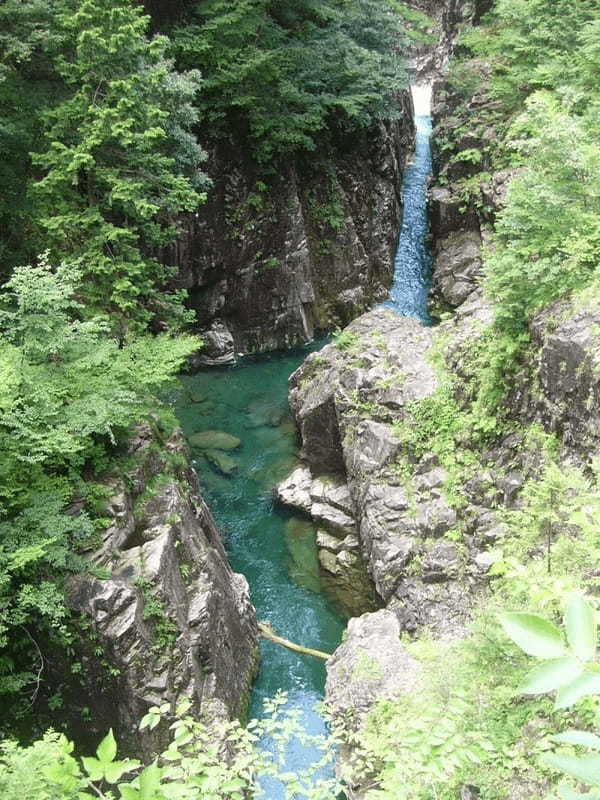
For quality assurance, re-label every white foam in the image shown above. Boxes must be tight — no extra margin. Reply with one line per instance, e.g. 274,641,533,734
411,84,432,117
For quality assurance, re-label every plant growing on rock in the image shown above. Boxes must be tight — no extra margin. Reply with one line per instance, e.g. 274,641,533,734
0,693,343,800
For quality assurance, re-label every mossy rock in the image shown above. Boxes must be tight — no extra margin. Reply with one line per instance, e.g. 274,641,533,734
189,430,241,451
204,449,239,476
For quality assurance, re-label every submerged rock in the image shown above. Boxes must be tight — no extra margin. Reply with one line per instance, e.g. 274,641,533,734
204,449,239,476
189,430,241,451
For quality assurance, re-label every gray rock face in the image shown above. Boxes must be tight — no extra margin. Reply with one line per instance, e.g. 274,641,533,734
431,229,483,307
275,468,376,616
169,114,414,357
511,299,600,462
326,610,421,723
67,424,258,758
274,465,313,514
325,610,422,799
288,308,487,634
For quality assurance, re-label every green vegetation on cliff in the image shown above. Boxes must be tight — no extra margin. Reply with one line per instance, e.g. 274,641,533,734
0,0,418,780
442,0,600,431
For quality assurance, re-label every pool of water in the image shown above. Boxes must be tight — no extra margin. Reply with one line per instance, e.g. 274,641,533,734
175,344,346,792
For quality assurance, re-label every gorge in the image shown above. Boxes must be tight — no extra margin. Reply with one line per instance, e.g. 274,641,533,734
0,1,599,799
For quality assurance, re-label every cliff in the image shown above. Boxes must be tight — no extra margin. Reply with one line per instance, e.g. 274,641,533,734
171,113,414,363
65,422,259,758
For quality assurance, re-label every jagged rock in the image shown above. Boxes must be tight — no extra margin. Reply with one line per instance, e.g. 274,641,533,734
171,113,415,357
517,300,600,462
421,540,461,583
432,229,483,307
310,475,355,517
316,530,345,553
67,426,258,759
326,610,421,724
274,466,313,514
190,321,236,367
325,610,422,798
189,431,241,451
319,549,341,576
312,501,356,536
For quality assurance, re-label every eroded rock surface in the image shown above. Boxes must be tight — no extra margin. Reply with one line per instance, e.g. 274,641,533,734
286,308,486,636
171,114,414,358
325,610,422,800
276,468,376,616
68,423,258,758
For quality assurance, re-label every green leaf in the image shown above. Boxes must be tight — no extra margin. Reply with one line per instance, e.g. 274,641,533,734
555,673,600,710
499,612,566,659
519,657,582,694
96,728,117,764
552,731,600,750
104,759,139,784
566,595,597,662
118,787,140,800
557,782,600,800
139,762,162,799
81,756,104,782
542,753,600,787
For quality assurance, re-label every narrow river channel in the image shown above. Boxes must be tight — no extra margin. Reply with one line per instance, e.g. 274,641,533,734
175,83,433,793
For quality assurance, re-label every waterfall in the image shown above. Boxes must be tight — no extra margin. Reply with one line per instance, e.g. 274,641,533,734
384,83,433,325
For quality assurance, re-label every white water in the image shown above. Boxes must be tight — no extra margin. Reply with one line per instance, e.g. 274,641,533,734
383,82,434,324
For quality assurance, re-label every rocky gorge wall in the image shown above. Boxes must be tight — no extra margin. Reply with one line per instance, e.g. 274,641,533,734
64,422,259,759
170,112,414,364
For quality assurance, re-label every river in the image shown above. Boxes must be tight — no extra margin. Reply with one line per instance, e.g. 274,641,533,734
175,83,433,794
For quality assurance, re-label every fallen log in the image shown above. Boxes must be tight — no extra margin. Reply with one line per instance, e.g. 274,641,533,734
258,621,332,661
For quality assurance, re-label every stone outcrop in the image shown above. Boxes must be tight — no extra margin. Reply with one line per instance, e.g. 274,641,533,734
275,467,378,616
67,422,258,758
511,298,600,464
284,307,498,638
170,112,414,360
325,610,422,800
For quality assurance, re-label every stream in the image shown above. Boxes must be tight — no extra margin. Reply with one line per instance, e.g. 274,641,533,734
175,83,433,794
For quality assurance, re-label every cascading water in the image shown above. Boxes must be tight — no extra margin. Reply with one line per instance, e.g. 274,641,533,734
384,84,433,325
176,83,434,796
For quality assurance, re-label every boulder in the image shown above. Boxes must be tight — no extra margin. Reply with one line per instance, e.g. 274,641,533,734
189,431,241,451
432,229,483,307
274,466,313,514
204,449,238,476
326,609,421,728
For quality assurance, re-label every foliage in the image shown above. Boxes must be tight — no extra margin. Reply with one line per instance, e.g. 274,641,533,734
335,442,600,799
30,0,207,333
172,0,423,161
333,328,360,352
0,260,199,703
485,93,600,332
500,595,600,800
0,693,342,799
439,0,600,427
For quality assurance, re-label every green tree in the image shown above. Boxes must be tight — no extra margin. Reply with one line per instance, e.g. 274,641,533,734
31,0,207,335
172,0,421,161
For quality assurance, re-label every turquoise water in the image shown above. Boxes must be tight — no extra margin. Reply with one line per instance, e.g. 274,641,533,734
176,98,433,793
175,345,346,792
